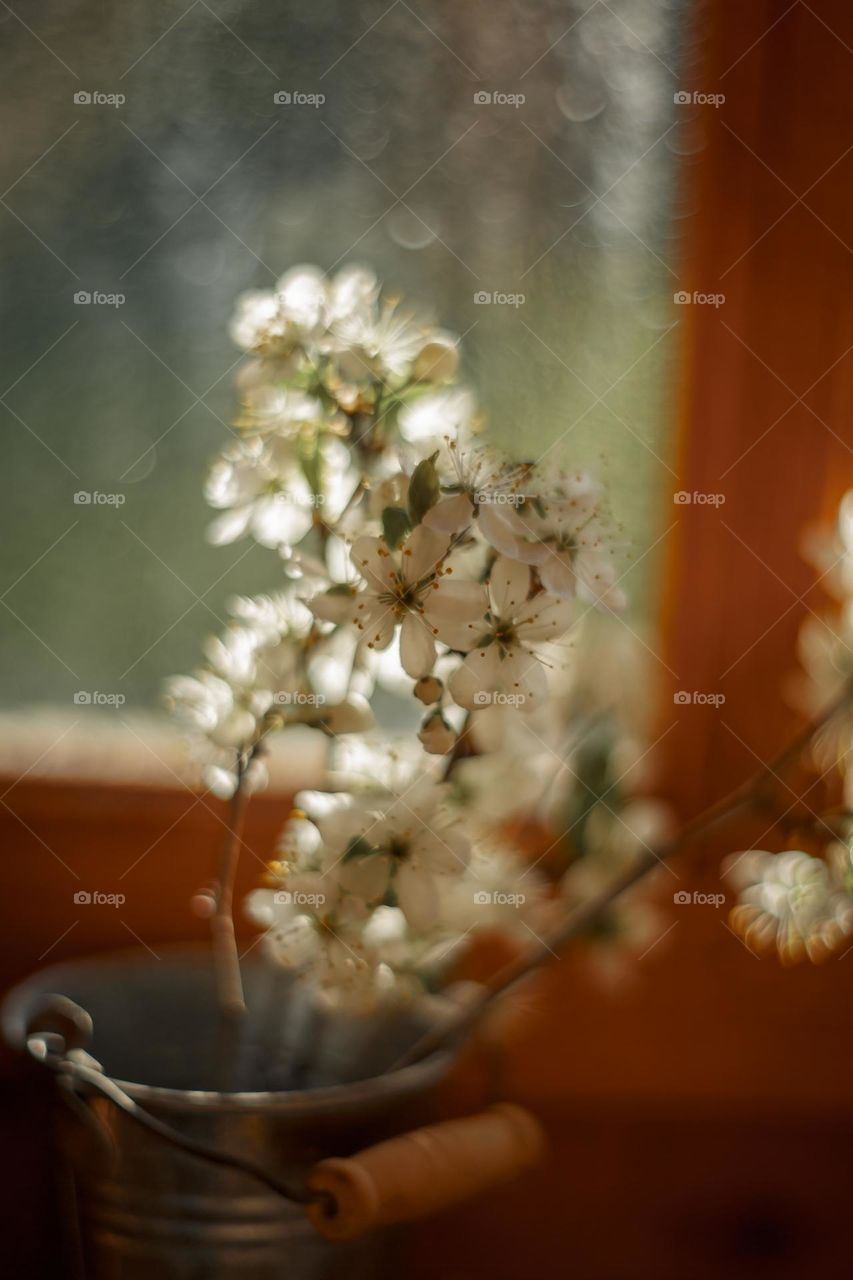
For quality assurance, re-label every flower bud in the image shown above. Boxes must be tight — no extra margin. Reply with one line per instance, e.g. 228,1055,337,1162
414,675,443,705
191,889,217,919
413,333,459,383
418,712,456,755
210,707,257,748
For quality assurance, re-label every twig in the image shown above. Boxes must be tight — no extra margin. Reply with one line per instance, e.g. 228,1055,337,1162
211,751,254,1088
394,685,853,1069
212,771,249,1017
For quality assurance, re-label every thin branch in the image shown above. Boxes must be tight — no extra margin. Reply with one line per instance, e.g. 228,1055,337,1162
395,684,853,1069
211,752,254,1017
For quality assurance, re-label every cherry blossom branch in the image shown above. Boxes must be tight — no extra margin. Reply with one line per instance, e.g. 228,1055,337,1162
395,683,853,1069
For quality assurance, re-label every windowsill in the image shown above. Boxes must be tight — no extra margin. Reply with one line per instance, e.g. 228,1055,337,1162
0,710,326,795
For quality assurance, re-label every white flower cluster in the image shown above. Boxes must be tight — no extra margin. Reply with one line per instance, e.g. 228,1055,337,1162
165,591,372,797
245,780,549,1007
725,847,853,964
169,264,629,1002
725,489,853,964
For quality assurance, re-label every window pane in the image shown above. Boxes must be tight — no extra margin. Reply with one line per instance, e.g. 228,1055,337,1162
0,0,686,720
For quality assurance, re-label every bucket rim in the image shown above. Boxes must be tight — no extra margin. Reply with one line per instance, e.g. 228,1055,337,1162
1,944,458,1115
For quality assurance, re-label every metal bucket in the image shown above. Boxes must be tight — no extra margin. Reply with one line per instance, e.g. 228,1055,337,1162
2,946,458,1280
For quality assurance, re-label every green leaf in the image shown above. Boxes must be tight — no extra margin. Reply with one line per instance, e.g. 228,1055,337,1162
407,454,441,526
382,506,412,549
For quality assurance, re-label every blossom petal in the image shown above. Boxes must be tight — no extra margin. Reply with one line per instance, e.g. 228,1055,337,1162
354,598,397,651
251,495,313,548
276,265,326,328
399,613,437,678
516,593,574,642
309,587,357,625
395,861,440,931
317,803,373,849
351,535,397,593
424,579,488,650
267,914,320,970
478,503,548,565
415,827,470,875
488,557,531,617
448,644,502,709
402,525,449,583
499,647,548,702
538,550,577,599
207,506,254,546
423,493,472,535
338,852,392,904
575,549,625,609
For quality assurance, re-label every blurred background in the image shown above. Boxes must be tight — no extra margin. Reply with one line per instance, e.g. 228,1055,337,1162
0,0,682,716
2,1,853,1277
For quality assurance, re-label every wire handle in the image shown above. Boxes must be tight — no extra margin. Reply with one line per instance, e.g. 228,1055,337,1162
25,998,327,1210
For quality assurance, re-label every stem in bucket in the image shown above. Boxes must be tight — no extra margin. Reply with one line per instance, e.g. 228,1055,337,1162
213,775,249,1013
211,751,254,1086
396,685,853,1070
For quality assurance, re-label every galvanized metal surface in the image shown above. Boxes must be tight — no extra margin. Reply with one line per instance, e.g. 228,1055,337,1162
3,947,457,1280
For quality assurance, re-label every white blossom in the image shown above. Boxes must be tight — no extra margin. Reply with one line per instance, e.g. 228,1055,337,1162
314,783,471,932
725,849,853,963
205,437,356,552
398,388,477,456
526,473,626,608
311,526,452,679
430,557,574,710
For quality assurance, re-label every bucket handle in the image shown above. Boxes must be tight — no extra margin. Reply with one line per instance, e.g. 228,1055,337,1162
25,998,329,1211
26,996,545,1240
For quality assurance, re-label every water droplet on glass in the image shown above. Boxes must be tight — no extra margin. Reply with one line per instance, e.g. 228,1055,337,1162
556,79,607,122
388,209,436,250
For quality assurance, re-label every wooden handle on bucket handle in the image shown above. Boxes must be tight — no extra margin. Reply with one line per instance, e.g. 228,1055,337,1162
305,1102,545,1241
